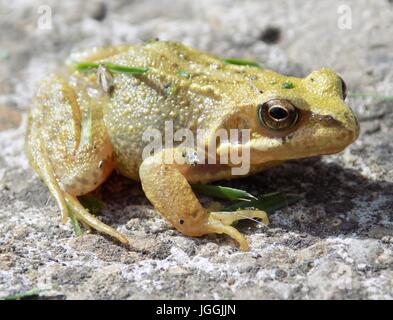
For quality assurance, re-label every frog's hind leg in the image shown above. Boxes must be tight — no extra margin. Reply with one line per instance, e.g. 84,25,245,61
25,75,128,245
25,112,68,222
139,148,268,251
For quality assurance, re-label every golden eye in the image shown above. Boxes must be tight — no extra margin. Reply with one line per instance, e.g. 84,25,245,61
338,76,347,100
258,99,299,130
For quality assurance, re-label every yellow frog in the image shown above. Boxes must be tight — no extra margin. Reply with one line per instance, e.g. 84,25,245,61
25,41,359,251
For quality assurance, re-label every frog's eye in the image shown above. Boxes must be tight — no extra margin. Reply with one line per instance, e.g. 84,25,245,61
338,76,347,100
258,99,299,131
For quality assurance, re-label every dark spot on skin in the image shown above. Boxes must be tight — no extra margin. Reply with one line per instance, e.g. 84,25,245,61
79,178,89,185
259,26,281,44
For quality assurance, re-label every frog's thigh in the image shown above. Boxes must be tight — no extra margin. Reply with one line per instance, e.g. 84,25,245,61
25,75,128,244
139,149,268,251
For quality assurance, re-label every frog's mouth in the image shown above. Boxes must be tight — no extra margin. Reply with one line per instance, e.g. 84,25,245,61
276,124,358,158
215,109,359,165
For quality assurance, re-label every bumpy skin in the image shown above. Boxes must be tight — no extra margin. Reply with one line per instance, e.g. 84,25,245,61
25,41,359,250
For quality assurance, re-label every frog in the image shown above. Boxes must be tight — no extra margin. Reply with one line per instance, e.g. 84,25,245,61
25,40,359,251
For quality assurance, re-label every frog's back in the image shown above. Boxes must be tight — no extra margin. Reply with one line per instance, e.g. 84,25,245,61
103,41,260,179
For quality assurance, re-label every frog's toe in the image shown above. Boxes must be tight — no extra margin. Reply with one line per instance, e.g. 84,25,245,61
209,210,269,226
64,194,129,245
204,222,249,251
206,210,268,251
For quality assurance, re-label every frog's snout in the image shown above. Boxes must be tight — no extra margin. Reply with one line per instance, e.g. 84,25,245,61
312,104,360,154
345,106,360,143
337,102,360,144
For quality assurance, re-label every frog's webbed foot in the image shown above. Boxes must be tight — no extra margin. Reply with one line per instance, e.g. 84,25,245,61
139,148,268,251
25,73,128,245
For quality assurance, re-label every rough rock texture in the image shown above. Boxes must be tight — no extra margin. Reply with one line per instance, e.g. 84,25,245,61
1,0,393,299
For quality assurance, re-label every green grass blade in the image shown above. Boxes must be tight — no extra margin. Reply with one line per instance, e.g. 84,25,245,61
67,205,83,236
223,193,302,212
2,288,42,300
104,63,148,74
192,184,258,201
223,57,260,68
74,62,99,70
74,62,148,74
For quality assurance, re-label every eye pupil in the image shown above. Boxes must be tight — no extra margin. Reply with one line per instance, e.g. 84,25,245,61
269,106,288,120
258,99,299,131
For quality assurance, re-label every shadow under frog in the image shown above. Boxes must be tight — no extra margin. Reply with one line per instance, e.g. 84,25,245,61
90,156,393,245
235,157,393,240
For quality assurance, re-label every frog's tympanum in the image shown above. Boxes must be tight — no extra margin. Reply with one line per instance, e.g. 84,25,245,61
25,41,359,250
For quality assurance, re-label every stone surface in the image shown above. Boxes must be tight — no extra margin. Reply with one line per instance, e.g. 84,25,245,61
0,105,21,131
1,0,393,300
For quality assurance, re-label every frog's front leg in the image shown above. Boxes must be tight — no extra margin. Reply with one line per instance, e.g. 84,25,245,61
139,149,268,251
25,74,128,245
